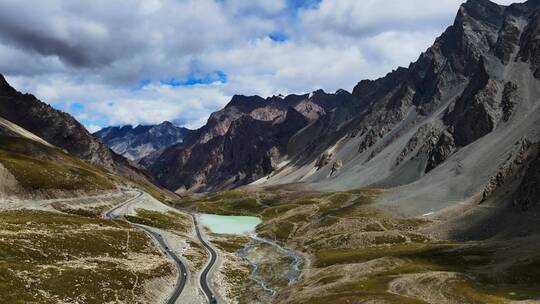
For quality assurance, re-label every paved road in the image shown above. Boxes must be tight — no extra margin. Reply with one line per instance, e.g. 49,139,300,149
103,188,143,218
104,189,188,304
133,224,188,304
192,215,218,304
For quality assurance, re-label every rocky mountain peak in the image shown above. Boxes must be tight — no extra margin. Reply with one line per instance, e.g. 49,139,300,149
0,74,7,88
0,75,117,169
238,0,540,215
225,94,267,110
458,0,504,27
142,87,350,193
0,74,161,192
0,74,16,96
159,121,175,127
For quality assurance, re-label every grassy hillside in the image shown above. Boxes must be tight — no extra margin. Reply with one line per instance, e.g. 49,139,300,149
0,135,174,203
0,136,114,191
0,209,174,304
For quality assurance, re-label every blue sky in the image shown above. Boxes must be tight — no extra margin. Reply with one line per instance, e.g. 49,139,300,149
0,0,519,132
159,71,228,87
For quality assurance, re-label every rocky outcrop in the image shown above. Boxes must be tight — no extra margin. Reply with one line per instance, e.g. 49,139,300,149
396,123,437,167
518,6,540,77
426,130,457,173
502,81,519,121
329,160,343,176
358,129,379,154
315,152,333,170
513,143,540,210
495,3,525,63
445,59,500,147
481,138,531,201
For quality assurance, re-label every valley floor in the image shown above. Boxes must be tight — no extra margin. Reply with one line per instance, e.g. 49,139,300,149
178,187,540,304
3,186,540,304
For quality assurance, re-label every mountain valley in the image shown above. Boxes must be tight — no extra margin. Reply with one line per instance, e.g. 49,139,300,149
1,0,540,303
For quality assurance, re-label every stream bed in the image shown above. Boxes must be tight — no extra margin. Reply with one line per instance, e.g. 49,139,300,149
238,235,304,296
199,213,304,297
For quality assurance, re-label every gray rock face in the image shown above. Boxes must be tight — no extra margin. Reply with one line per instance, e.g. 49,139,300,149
518,3,540,77
94,122,195,161
426,130,457,173
315,152,333,170
514,143,540,210
502,81,519,121
144,91,347,193
396,123,436,167
481,137,531,202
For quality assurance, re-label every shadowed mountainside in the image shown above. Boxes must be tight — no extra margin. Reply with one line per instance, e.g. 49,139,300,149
143,90,349,193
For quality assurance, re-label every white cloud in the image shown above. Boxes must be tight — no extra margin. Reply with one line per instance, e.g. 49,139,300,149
300,0,523,42
8,74,230,129
0,0,528,130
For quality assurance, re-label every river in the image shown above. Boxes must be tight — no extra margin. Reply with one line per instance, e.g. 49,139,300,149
199,213,304,297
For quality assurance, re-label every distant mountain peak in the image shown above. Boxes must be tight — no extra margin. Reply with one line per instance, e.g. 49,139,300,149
159,121,175,126
458,0,504,27
0,73,15,95
94,121,195,161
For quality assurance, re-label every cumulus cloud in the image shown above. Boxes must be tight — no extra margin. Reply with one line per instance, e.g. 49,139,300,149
299,0,518,43
9,74,230,129
0,0,525,131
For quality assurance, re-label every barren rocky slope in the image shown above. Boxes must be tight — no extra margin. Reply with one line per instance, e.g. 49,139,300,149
141,0,540,212
144,90,349,193
255,0,540,217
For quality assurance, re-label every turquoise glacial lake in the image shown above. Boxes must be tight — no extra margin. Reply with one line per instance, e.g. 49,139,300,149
200,214,262,235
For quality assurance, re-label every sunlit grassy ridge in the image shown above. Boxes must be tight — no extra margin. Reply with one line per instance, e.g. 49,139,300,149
0,135,173,204
0,136,114,191
0,210,173,304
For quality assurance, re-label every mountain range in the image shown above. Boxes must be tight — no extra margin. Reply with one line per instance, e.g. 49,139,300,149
143,90,350,193
94,122,195,161
2,0,539,214
124,0,540,218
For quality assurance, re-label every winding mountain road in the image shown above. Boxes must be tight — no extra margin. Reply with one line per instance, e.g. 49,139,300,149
104,189,188,304
192,214,219,304
133,224,188,304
